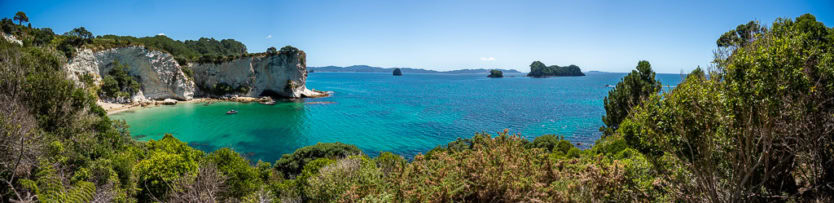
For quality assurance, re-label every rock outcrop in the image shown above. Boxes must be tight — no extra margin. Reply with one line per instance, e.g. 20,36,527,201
190,49,325,98
487,69,503,78
2,33,22,45
64,46,196,101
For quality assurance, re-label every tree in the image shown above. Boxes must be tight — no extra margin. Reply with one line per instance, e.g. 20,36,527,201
528,61,547,76
32,28,54,46
525,134,575,154
66,27,93,40
266,46,278,55
14,11,28,25
601,60,661,136
1,18,14,34
279,45,299,54
716,21,765,48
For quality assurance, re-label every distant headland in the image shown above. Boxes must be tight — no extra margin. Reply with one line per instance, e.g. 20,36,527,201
309,65,522,74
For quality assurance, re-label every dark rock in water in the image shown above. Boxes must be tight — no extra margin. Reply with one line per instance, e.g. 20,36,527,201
393,68,402,76
487,69,503,78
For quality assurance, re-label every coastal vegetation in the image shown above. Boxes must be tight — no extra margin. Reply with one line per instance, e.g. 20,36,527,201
198,83,252,97
99,60,141,100
0,11,832,202
487,69,503,78
527,61,585,77
1,12,259,65
600,60,662,136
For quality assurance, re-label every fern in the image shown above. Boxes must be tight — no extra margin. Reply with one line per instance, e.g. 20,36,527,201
63,181,96,202
26,162,97,202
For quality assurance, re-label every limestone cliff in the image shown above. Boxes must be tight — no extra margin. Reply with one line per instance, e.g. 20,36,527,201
64,46,195,101
63,46,323,103
190,49,323,98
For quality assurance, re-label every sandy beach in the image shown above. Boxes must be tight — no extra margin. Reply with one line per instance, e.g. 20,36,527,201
102,97,284,115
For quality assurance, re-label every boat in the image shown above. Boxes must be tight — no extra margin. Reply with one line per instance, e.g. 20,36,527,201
226,110,238,115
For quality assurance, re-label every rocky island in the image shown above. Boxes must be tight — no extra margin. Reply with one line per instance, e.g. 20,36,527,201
487,69,503,78
393,68,402,76
527,61,585,77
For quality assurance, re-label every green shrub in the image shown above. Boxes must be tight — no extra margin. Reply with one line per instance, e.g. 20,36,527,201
304,156,386,202
134,134,202,200
208,148,259,200
274,143,360,178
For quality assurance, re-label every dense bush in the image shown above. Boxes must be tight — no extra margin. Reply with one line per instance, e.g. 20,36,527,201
92,35,249,65
619,14,834,201
273,143,361,178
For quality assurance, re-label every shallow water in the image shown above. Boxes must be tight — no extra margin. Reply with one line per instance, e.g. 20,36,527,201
111,72,683,162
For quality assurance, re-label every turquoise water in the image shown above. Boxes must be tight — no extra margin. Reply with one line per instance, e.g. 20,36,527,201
111,72,683,162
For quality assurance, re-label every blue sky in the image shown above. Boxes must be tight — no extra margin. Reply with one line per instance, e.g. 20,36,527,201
2,0,832,73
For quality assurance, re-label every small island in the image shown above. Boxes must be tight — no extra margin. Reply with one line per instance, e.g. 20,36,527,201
393,68,403,76
527,61,585,77
487,69,503,78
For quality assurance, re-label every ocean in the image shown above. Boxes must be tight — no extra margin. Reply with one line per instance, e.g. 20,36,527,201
110,72,683,162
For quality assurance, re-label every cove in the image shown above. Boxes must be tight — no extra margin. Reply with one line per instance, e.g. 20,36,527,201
111,72,683,162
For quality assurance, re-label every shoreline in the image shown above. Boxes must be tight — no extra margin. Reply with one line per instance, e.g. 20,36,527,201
102,98,224,115
104,92,332,115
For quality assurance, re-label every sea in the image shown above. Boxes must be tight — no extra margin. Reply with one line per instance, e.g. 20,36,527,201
110,72,684,162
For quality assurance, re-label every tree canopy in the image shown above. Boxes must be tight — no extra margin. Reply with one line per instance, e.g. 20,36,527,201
13,11,27,25
600,60,662,136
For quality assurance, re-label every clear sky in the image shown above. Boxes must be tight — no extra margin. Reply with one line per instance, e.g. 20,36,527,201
2,0,832,73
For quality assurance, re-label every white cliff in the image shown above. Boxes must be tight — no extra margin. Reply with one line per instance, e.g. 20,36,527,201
2,33,22,46
63,46,323,103
190,49,325,98
64,46,195,101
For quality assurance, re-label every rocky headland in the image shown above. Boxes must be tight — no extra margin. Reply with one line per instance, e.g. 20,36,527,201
62,45,327,112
